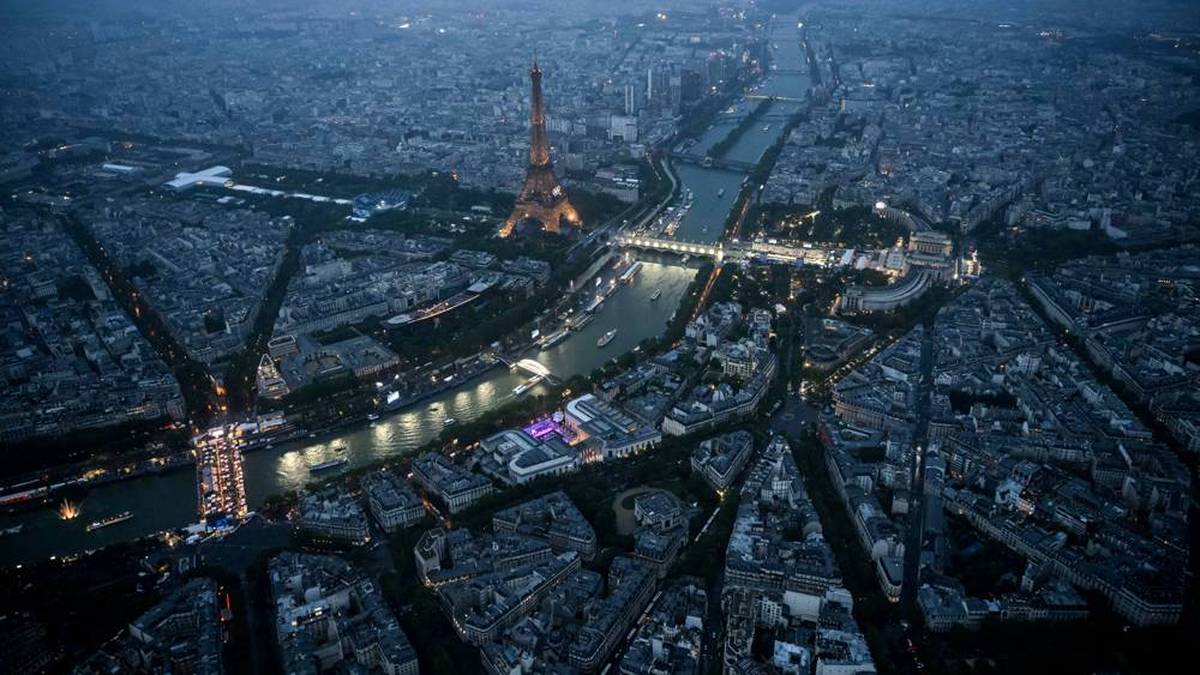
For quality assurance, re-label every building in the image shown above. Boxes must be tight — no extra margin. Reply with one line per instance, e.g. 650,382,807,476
725,439,842,602
0,614,55,675
839,271,932,314
634,491,685,532
803,319,874,372
351,189,410,220
563,394,662,460
268,334,300,359
296,488,371,545
361,469,426,532
269,552,419,675
568,557,657,672
907,230,952,257
492,491,597,560
76,579,224,675
256,353,290,399
411,452,494,513
163,165,233,192
661,355,776,437
813,625,876,675
619,582,706,675
500,60,581,236
456,553,582,645
478,427,581,485
691,430,754,493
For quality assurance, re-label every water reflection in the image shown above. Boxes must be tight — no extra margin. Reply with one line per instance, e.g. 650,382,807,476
234,260,698,499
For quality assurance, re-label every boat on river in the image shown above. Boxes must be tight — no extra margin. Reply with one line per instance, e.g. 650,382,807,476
309,455,349,473
86,511,133,533
540,329,570,350
597,329,618,348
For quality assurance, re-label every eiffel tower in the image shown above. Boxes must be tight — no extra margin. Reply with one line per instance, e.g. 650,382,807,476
500,58,580,237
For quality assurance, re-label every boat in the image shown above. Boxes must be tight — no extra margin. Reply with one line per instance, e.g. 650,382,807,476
384,390,404,409
540,329,570,350
86,511,134,533
584,295,605,314
367,413,380,422
650,288,663,301
661,189,693,237
513,380,536,397
443,417,458,427
597,329,618,348
309,456,349,473
0,524,23,536
681,254,691,263
717,188,726,198
570,314,594,331
619,261,643,284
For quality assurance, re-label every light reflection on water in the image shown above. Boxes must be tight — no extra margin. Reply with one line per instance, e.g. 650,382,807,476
0,245,701,569
245,259,698,501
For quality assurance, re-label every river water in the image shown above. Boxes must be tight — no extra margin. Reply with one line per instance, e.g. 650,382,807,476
0,15,811,568
671,19,811,244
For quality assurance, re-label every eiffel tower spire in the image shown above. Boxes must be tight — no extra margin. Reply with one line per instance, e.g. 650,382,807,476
528,57,550,167
500,59,580,237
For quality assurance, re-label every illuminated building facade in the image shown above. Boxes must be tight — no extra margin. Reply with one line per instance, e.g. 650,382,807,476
195,424,248,524
500,59,580,237
255,353,289,399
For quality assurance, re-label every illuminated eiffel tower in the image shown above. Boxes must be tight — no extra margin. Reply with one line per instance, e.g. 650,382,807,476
500,58,580,237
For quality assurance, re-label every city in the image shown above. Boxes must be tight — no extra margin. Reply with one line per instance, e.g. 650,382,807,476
1,0,1197,673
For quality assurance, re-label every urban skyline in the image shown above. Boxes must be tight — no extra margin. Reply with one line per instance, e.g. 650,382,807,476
1,1,1197,674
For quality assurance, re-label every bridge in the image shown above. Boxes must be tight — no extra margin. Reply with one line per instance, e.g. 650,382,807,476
513,358,551,378
746,94,808,104
753,110,804,120
617,235,840,267
616,235,727,260
501,356,561,391
666,152,756,173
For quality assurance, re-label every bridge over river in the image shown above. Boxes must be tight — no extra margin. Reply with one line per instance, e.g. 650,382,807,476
614,234,860,269
666,151,757,173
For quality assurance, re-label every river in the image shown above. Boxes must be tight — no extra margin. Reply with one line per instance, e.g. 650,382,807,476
671,18,811,244
0,14,812,568
0,262,697,566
